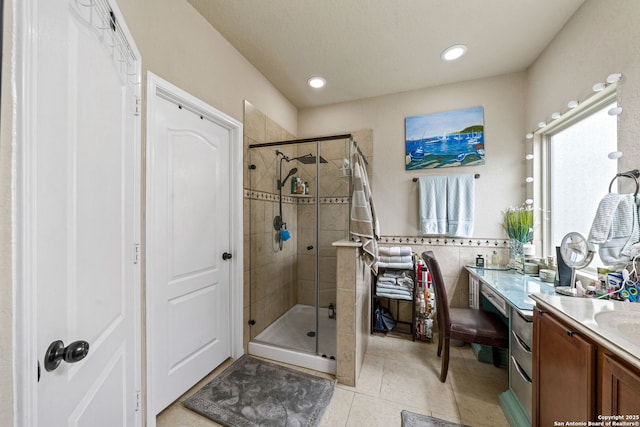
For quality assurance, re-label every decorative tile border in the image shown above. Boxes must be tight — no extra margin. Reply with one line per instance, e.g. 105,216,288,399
244,189,349,205
379,235,509,248
297,196,349,205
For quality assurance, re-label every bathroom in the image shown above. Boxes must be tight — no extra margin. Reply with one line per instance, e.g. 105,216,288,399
2,0,640,426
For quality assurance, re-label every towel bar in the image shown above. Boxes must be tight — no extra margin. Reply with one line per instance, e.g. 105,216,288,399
608,169,639,196
413,173,480,182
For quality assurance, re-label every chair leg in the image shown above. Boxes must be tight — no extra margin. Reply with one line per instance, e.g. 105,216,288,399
437,331,443,357
440,337,450,382
491,346,501,367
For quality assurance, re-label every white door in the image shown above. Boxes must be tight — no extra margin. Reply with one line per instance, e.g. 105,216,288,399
26,0,141,426
147,79,233,414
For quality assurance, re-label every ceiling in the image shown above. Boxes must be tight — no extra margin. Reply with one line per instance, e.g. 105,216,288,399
186,0,585,109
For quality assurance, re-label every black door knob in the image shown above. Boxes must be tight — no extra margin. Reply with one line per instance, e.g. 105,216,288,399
222,252,233,260
306,245,314,251
44,339,90,372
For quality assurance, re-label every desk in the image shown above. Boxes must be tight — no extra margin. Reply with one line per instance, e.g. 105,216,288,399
465,266,556,316
465,267,556,427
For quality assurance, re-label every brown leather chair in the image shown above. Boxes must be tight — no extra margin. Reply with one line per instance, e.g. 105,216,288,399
422,251,508,382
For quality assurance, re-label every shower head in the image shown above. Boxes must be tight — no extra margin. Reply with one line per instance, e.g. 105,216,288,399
276,149,290,161
278,167,298,189
292,153,328,164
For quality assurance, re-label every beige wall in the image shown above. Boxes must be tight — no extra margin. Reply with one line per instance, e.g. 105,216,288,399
118,0,298,133
526,0,640,182
298,72,528,239
243,102,298,347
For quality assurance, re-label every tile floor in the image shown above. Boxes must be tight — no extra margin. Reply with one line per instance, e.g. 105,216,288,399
157,334,510,427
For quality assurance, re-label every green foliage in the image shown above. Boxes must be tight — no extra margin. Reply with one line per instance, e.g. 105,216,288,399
455,125,484,134
503,205,533,243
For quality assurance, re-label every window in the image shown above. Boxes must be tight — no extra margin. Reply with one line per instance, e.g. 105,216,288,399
535,89,618,270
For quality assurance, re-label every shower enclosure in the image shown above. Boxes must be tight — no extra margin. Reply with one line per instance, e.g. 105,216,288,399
246,134,357,374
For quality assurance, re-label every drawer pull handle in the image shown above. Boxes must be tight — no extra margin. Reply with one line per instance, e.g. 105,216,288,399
512,330,531,353
511,355,532,383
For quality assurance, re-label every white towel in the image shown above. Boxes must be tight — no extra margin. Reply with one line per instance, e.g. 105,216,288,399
351,159,377,272
418,174,474,237
447,174,475,237
376,292,413,301
378,255,413,264
376,261,414,270
419,176,448,235
588,193,640,265
378,246,412,257
381,270,410,279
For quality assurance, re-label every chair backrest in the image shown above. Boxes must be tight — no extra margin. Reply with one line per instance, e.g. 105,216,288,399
422,251,450,334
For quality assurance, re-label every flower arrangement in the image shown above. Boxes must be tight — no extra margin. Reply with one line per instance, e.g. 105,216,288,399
502,205,534,243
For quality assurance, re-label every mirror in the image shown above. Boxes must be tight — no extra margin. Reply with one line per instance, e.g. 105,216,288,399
555,232,595,296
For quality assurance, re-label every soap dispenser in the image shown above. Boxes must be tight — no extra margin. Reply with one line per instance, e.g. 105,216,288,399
491,250,499,266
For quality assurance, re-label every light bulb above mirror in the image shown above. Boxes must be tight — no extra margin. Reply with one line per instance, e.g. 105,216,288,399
606,73,622,84
608,106,622,116
608,151,623,160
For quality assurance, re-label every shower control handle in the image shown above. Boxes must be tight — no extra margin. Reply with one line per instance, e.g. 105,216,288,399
222,252,233,260
306,245,314,251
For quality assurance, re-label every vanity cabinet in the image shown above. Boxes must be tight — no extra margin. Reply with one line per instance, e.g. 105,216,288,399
533,308,596,426
600,351,640,414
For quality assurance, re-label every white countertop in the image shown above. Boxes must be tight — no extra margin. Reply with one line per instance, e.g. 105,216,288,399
530,293,640,371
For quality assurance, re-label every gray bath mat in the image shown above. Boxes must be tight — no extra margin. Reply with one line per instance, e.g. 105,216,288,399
184,355,336,427
401,410,470,427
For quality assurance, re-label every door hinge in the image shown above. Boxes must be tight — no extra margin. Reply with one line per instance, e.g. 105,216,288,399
135,390,141,412
134,243,140,264
134,97,141,116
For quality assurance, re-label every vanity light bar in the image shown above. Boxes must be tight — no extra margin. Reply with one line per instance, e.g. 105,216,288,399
522,72,623,140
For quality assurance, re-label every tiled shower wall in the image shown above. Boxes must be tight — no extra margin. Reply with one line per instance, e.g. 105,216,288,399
243,100,373,351
243,101,298,348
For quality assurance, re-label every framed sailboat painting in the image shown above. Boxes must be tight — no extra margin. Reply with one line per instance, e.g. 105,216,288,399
405,106,485,170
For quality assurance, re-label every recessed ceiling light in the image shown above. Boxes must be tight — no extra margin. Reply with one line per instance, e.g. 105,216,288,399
307,76,326,89
441,44,467,61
